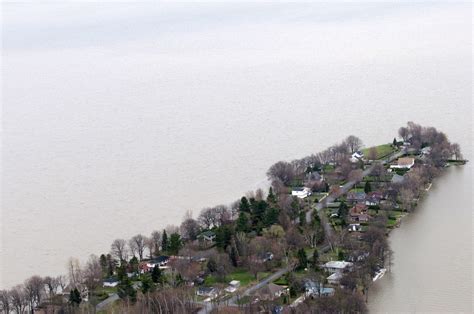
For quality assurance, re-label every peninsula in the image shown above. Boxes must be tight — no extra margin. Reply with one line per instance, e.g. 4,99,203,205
0,122,466,314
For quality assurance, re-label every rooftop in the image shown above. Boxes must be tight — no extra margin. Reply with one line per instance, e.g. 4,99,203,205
324,261,353,269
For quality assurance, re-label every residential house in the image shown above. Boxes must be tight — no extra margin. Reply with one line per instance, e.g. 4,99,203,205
327,272,344,285
196,287,218,299
421,146,431,156
291,187,312,199
103,278,119,288
253,283,287,301
365,191,383,206
198,231,216,243
146,256,170,269
258,251,274,263
225,280,240,293
304,280,335,297
390,157,415,169
322,261,353,274
349,204,369,222
350,151,364,163
346,191,367,204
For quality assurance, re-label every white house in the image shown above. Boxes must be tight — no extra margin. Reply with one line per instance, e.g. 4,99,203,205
327,272,343,285
390,157,415,169
350,151,364,163
292,187,312,199
348,223,361,232
225,280,240,293
103,278,119,287
322,261,353,274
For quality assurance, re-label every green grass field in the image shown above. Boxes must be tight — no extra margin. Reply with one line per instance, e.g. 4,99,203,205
362,144,397,160
204,268,270,287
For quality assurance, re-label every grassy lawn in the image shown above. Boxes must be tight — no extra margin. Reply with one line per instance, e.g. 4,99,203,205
273,276,289,286
362,144,397,160
204,269,272,287
386,218,397,228
204,275,218,286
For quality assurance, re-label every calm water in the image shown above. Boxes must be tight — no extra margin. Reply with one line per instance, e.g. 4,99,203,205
1,4,472,311
368,164,473,313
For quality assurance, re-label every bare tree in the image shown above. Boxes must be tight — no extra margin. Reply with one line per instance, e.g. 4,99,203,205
399,188,415,211
150,230,161,256
198,207,219,229
398,126,409,142
129,234,146,260
110,239,128,263
56,275,68,292
450,143,462,160
43,276,60,299
24,276,44,310
345,135,363,154
368,147,377,161
348,169,363,183
180,214,200,241
0,290,10,314
144,236,154,259
67,258,83,289
266,161,296,186
83,254,103,293
370,162,386,181
9,285,27,314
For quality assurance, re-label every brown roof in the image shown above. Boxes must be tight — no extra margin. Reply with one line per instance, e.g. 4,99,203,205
350,204,367,215
397,157,415,166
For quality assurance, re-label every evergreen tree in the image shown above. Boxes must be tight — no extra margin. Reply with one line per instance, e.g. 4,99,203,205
229,244,239,267
338,250,345,261
140,274,154,294
106,254,115,277
338,201,348,225
267,187,276,203
207,258,217,273
393,137,397,146
129,256,139,274
116,264,127,281
215,225,232,250
364,181,372,194
239,196,250,213
299,210,306,226
312,249,319,270
169,233,182,255
297,248,308,270
161,230,168,252
236,212,249,233
99,254,107,275
69,288,82,306
117,277,137,303
151,265,162,283
263,207,279,227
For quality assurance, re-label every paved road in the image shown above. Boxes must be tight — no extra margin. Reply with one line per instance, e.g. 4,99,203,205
306,148,408,242
96,293,119,312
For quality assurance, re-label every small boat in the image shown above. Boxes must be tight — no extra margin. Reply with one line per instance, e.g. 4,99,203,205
373,268,387,282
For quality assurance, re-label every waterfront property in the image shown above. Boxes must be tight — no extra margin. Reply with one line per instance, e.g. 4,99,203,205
390,157,415,169
322,261,353,274
291,187,312,198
